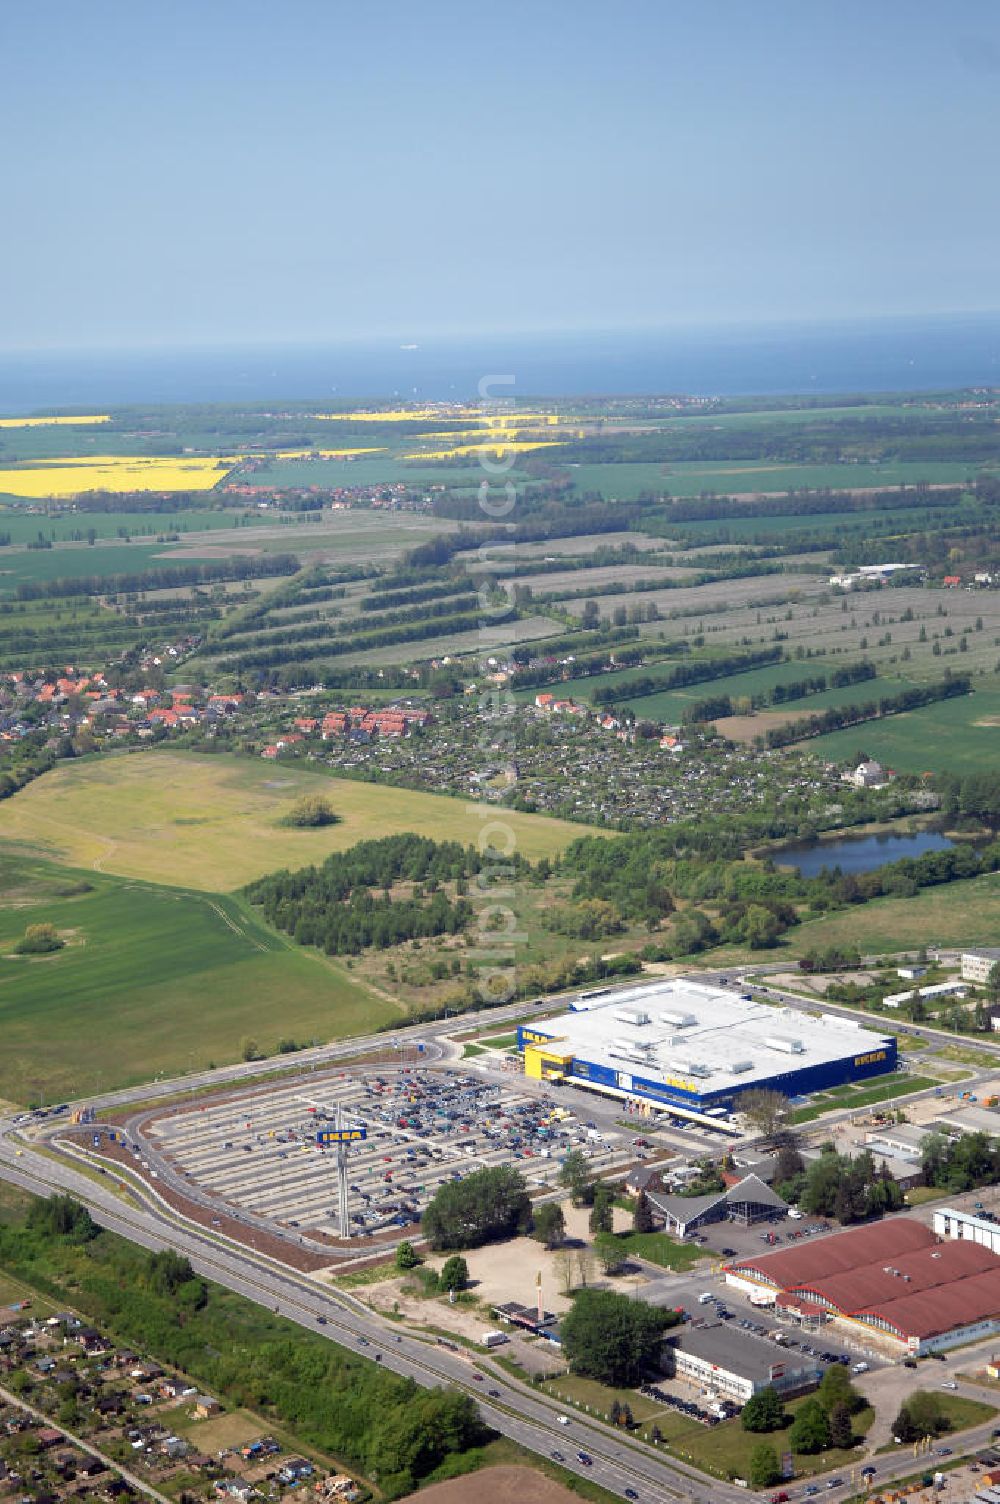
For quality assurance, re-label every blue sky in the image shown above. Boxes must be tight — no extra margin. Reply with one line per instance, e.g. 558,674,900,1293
3,0,999,350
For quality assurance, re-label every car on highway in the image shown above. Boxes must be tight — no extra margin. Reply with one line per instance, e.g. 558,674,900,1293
624,1489,638,1499
551,1451,564,1462
576,1452,592,1467
316,1316,327,1324
488,1388,500,1397
941,1380,958,1390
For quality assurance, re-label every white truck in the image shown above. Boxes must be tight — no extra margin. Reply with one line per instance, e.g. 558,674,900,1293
481,1330,508,1348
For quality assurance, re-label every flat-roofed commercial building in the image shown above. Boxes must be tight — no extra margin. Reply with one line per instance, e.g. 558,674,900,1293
662,1321,822,1401
516,978,896,1117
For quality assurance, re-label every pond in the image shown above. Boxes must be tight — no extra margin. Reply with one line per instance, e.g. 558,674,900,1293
777,828,957,878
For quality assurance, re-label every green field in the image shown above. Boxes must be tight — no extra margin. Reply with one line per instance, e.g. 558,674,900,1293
782,868,1000,957
562,459,991,500
667,504,975,544
803,688,1000,772
0,750,589,890
0,856,393,1102
617,670,908,724
0,540,171,595
791,1075,939,1123
243,456,529,489
0,507,265,545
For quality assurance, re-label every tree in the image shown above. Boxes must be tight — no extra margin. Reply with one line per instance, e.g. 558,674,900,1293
439,1255,469,1292
559,1150,592,1204
241,1037,263,1062
817,1363,863,1416
633,1190,655,1234
828,1401,854,1450
893,1403,920,1444
593,1232,625,1274
14,922,64,955
395,1240,419,1271
561,1289,676,1387
988,961,1000,1006
27,1195,97,1242
738,1089,789,1140
422,1165,531,1250
788,1397,830,1454
749,1442,782,1488
532,1202,566,1249
284,793,338,827
741,1385,785,1433
900,1390,949,1438
739,904,784,949
589,1185,613,1235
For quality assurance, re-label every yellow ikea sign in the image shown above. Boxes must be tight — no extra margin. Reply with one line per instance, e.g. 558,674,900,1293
853,1050,887,1067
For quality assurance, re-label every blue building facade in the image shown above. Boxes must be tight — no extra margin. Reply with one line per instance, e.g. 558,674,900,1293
516,1023,897,1110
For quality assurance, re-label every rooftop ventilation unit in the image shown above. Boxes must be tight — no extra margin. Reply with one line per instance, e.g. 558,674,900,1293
615,1007,650,1027
730,1060,754,1075
659,1010,696,1028
673,1060,712,1079
764,1036,805,1055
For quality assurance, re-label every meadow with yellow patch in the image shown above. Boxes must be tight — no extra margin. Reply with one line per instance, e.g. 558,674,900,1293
314,409,444,422
404,439,567,460
0,414,110,429
265,447,387,459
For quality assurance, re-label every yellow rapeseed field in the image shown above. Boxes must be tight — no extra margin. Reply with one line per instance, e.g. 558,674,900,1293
0,414,110,429
314,409,443,422
315,407,569,426
0,455,239,498
403,440,567,460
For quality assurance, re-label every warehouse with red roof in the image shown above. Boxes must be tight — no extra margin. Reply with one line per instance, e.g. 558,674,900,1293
723,1218,1000,1354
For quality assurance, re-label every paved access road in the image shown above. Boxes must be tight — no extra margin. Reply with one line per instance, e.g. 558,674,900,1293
0,1128,748,1504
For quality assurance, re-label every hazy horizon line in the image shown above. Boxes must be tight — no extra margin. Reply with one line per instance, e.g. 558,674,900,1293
5,307,1000,360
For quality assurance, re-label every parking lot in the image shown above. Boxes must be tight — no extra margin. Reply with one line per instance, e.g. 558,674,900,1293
140,1066,629,1242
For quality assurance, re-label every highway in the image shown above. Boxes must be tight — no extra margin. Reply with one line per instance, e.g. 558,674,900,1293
0,1123,747,1504
4,968,1000,1504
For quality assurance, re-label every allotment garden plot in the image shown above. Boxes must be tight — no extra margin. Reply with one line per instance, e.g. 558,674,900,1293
142,1066,616,1244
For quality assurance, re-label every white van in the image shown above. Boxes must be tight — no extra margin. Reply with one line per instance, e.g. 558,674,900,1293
698,1292,714,1305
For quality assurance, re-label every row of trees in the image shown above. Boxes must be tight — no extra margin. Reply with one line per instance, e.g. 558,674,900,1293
683,660,877,723
590,646,782,707
217,605,513,674
5,1197,487,1497
921,1129,1000,1193
746,1367,866,1485
14,552,299,601
778,1148,905,1224
761,673,971,748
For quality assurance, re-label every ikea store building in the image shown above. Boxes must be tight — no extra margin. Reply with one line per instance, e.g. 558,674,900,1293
516,979,896,1119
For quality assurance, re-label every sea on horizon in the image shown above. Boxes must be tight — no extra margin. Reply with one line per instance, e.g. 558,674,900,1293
1,313,999,410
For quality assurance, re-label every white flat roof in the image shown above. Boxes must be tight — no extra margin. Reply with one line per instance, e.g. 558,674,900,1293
533,978,892,1097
